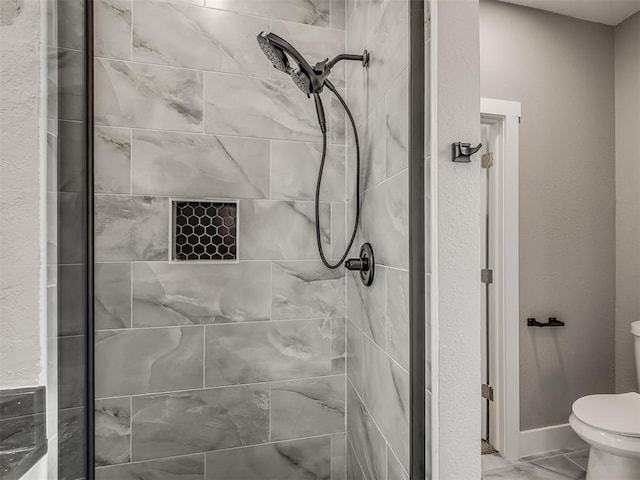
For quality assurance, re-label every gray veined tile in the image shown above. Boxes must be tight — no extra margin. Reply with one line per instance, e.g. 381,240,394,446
565,450,589,471
59,335,86,409
95,454,204,480
132,0,270,76
363,336,409,471
58,407,86,480
58,264,86,336
482,456,586,480
204,319,331,387
131,385,269,460
362,105,387,191
347,438,366,480
205,436,331,480
239,200,330,260
95,0,132,61
95,397,130,466
385,70,409,177
95,263,131,330
95,126,131,194
332,433,347,480
270,20,345,88
205,0,330,27
331,317,346,374
329,86,347,145
95,195,169,262
331,202,347,261
95,59,203,131
58,191,84,264
362,169,408,269
270,140,346,202
387,446,409,480
58,120,85,193
481,453,513,472
386,267,409,370
346,319,364,395
132,262,270,327
95,326,204,398
346,382,386,480
271,261,346,320
347,266,386,348
204,72,321,142
331,0,346,30
271,375,345,441
131,130,269,198
57,0,84,50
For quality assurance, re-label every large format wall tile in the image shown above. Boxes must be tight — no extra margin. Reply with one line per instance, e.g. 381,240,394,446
362,170,408,269
58,335,85,409
95,326,204,398
204,319,331,387
95,397,130,466
331,0,346,30
346,382,386,480
363,336,409,471
132,0,269,77
385,70,409,177
332,433,347,480
271,261,345,319
95,59,203,131
205,0,330,27
131,130,269,198
347,267,386,347
387,446,409,480
346,319,364,394
95,126,131,194
204,73,320,142
95,263,131,330
131,385,269,460
205,436,331,480
96,454,204,480
95,195,169,262
386,268,409,370
331,317,346,374
270,141,345,202
271,375,345,440
58,407,86,480
239,201,330,260
132,262,270,326
95,0,132,61
347,439,366,480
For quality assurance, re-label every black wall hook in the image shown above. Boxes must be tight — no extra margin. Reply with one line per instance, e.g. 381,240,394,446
527,317,565,328
452,142,483,162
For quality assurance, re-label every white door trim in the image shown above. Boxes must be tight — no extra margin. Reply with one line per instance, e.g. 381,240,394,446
481,97,521,460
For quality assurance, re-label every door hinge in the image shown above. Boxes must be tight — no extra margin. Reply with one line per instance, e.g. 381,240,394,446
481,152,494,169
482,383,494,401
481,268,493,284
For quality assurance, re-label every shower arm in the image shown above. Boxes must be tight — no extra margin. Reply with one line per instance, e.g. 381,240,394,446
325,51,370,70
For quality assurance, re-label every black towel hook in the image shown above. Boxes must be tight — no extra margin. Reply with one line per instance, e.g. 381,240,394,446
452,142,483,162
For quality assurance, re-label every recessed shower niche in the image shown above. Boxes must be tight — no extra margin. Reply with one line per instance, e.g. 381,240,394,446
171,199,238,262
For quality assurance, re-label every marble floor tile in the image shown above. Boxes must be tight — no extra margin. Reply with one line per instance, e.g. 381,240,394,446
95,397,130,466
204,319,331,386
331,318,346,374
133,0,269,76
131,130,269,199
95,0,132,61
332,433,347,480
270,140,346,202
204,72,320,142
96,454,204,480
386,267,409,370
95,59,203,131
272,261,346,320
565,450,589,471
95,195,169,262
132,262,270,326
95,263,131,330
131,385,269,460
271,375,345,441
481,453,513,472
239,200,331,260
482,455,586,480
95,326,204,398
204,0,330,27
95,126,131,194
347,267,386,348
205,436,331,480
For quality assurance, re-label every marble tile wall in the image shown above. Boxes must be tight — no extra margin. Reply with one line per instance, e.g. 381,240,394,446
344,0,431,479
94,0,348,477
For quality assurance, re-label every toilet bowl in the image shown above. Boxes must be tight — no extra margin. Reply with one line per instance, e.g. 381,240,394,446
568,321,640,479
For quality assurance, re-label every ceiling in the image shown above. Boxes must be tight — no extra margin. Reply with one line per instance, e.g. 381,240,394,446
498,0,640,25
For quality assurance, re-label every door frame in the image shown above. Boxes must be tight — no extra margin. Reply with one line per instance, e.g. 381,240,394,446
481,98,521,460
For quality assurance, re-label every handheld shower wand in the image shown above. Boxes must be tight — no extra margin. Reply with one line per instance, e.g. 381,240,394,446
257,32,370,270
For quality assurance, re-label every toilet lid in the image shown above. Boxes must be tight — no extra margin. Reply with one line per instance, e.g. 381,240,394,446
572,392,640,437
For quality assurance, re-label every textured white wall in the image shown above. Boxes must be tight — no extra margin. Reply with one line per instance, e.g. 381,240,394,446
436,0,482,477
0,0,47,389
615,11,640,393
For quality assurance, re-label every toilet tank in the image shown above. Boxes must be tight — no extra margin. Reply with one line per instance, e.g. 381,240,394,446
634,321,640,390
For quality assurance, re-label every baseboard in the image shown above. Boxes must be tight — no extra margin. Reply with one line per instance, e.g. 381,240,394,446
519,423,587,458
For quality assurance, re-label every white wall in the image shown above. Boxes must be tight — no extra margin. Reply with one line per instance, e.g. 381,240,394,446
480,0,616,430
614,11,640,394
436,0,482,477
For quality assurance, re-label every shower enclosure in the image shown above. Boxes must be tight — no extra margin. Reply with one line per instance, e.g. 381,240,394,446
0,0,431,478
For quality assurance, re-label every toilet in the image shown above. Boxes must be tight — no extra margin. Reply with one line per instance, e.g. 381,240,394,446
569,321,640,479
